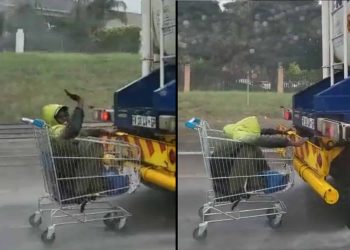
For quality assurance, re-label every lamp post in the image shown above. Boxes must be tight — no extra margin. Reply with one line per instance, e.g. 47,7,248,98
247,48,255,106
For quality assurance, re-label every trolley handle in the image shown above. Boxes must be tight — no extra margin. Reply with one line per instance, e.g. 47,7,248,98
185,117,201,129
21,117,46,128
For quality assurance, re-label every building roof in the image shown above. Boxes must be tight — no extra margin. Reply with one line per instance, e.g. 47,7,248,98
0,0,75,12
0,0,138,18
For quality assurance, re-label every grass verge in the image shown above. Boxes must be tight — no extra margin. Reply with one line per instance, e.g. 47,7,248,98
0,52,140,122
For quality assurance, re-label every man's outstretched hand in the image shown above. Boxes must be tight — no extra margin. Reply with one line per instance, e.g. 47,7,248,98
65,89,82,102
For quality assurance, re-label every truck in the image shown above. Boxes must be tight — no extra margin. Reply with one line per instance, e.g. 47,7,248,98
93,0,176,192
281,0,350,227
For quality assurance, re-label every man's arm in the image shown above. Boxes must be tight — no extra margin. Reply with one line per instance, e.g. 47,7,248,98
253,136,291,148
252,136,307,148
60,89,85,140
61,107,84,139
261,128,286,135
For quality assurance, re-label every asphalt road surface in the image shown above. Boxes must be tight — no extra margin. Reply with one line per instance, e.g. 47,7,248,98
0,138,175,250
178,154,350,250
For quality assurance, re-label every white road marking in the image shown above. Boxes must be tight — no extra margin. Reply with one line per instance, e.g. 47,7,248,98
178,151,202,155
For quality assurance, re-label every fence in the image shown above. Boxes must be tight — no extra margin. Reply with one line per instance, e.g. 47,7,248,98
178,64,322,93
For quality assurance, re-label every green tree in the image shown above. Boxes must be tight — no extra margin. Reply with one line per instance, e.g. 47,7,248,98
70,0,127,35
49,0,127,51
4,3,47,33
87,0,126,21
287,62,302,75
0,13,4,36
178,0,322,90
286,62,302,81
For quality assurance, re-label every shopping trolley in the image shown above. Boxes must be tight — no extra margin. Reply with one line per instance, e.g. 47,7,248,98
23,118,140,244
186,118,294,240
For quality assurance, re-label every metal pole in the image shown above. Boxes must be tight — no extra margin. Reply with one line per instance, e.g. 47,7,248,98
330,0,335,85
247,83,250,106
247,70,250,106
160,0,164,88
321,0,330,79
343,0,348,78
141,0,151,76
247,48,254,106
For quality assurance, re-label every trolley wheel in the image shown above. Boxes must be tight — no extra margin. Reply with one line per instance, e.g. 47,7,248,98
266,208,276,220
103,213,127,231
41,229,56,244
29,213,42,228
268,215,283,229
192,227,207,240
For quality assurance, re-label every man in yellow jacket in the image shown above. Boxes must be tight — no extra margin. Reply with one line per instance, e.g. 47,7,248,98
223,116,307,147
42,89,116,139
40,90,115,205
210,116,306,206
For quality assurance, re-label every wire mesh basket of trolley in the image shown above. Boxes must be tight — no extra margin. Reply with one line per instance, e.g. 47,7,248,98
23,118,140,244
185,118,294,240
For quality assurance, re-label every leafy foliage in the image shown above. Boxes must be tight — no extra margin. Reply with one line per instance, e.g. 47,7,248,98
94,26,140,52
4,3,47,33
178,0,322,89
2,0,128,52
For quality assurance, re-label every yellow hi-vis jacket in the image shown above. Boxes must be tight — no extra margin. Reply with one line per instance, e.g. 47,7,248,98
223,116,261,142
41,104,67,137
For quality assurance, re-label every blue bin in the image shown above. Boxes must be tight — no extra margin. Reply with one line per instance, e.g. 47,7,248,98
103,170,130,195
261,170,288,194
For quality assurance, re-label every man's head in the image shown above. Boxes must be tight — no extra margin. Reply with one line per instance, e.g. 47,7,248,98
54,106,69,124
42,104,69,126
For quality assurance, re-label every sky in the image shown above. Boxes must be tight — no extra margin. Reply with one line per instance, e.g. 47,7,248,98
123,0,141,13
